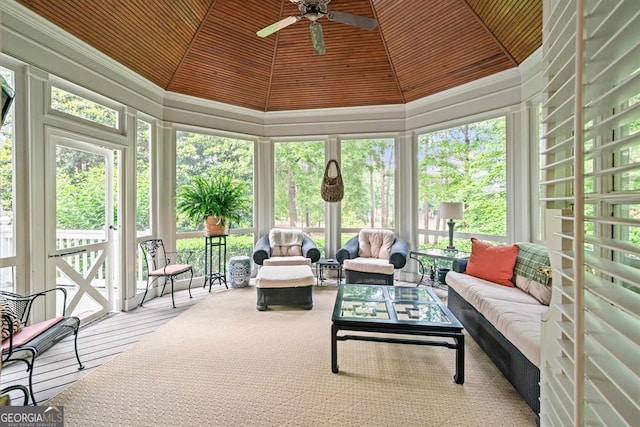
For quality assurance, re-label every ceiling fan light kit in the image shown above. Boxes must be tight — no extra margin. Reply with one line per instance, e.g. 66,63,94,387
257,0,377,55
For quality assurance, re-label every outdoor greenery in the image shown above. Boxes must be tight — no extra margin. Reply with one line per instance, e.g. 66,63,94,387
274,141,324,227
0,68,14,220
51,86,118,129
176,173,250,228
341,139,395,228
136,120,151,233
175,131,253,233
417,117,507,251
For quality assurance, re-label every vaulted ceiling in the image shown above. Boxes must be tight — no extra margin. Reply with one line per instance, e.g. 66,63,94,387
17,0,542,112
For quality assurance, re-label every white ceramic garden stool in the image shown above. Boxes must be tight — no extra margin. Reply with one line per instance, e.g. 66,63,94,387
229,256,251,288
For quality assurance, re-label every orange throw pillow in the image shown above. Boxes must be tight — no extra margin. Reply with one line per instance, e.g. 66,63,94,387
465,238,519,287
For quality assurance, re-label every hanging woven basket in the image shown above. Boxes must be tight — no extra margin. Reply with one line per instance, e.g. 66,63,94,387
321,159,344,202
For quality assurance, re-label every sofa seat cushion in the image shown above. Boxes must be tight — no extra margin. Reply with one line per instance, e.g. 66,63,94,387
256,265,315,289
447,271,541,309
482,298,547,367
446,271,545,367
263,256,311,267
344,257,394,275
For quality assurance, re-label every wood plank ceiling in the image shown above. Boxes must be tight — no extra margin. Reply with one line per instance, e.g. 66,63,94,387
16,0,542,112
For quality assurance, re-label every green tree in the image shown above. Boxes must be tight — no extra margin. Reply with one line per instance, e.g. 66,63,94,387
418,117,506,247
341,139,395,228
274,141,324,227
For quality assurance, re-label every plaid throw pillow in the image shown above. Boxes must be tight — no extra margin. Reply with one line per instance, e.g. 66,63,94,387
514,243,551,286
1,295,22,341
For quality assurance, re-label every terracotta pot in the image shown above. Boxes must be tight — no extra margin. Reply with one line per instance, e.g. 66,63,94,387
204,216,227,235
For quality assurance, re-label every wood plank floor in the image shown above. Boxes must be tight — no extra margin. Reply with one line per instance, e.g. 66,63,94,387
1,285,218,405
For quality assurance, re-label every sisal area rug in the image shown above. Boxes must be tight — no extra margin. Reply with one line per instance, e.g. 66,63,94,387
48,286,536,426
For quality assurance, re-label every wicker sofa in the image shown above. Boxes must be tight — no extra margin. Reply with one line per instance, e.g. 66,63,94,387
445,242,551,417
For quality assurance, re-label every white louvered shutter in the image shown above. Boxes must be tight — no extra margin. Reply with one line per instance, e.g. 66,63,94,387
540,0,640,425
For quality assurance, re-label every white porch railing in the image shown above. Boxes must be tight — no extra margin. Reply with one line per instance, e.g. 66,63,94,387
0,227,147,291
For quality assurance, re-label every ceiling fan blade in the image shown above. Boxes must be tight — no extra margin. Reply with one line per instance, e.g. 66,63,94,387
310,21,326,55
257,16,300,38
327,10,377,31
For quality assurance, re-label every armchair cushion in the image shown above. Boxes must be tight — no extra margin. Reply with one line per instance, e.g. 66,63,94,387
269,228,304,247
263,256,311,266
269,228,304,256
253,230,321,266
337,230,409,270
358,228,395,259
343,258,394,275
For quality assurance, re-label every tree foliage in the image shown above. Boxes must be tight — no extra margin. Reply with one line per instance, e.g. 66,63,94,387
176,131,253,232
418,117,507,246
274,141,324,227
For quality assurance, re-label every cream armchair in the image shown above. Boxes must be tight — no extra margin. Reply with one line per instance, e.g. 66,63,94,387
336,229,408,285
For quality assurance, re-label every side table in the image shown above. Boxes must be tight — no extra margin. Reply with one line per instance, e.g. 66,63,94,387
204,234,228,291
316,258,342,285
410,248,469,288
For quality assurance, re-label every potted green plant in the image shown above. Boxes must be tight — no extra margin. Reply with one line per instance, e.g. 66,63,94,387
176,173,249,235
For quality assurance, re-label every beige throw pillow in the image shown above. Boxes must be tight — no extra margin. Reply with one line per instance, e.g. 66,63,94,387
514,274,552,305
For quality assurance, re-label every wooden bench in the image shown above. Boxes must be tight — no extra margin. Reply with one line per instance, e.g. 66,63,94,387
1,288,84,405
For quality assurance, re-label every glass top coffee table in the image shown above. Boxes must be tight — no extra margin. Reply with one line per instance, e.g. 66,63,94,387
331,283,465,384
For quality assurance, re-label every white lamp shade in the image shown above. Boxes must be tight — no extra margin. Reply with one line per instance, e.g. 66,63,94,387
439,202,464,220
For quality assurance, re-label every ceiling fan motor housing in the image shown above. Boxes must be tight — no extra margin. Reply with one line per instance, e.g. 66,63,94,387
297,0,329,22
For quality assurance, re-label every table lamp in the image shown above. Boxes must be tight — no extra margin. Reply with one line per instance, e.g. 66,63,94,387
439,202,464,251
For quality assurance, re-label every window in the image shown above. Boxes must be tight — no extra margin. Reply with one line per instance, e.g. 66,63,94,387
340,138,395,238
50,86,119,129
274,141,325,251
136,119,152,235
0,66,15,291
417,117,506,252
175,131,254,275
175,130,254,233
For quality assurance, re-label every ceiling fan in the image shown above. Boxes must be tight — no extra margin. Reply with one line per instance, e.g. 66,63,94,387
257,0,377,55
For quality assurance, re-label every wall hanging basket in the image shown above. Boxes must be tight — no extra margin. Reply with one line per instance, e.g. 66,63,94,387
321,159,344,202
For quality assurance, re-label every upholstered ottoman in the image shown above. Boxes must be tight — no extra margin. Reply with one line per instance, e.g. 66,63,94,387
255,265,315,311
229,256,251,288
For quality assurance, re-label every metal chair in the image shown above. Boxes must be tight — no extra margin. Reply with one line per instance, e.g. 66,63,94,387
139,239,194,309
1,287,84,405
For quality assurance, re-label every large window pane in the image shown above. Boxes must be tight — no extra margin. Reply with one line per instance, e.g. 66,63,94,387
417,117,506,252
175,131,253,233
274,141,324,229
136,120,151,235
0,67,16,260
341,138,395,230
